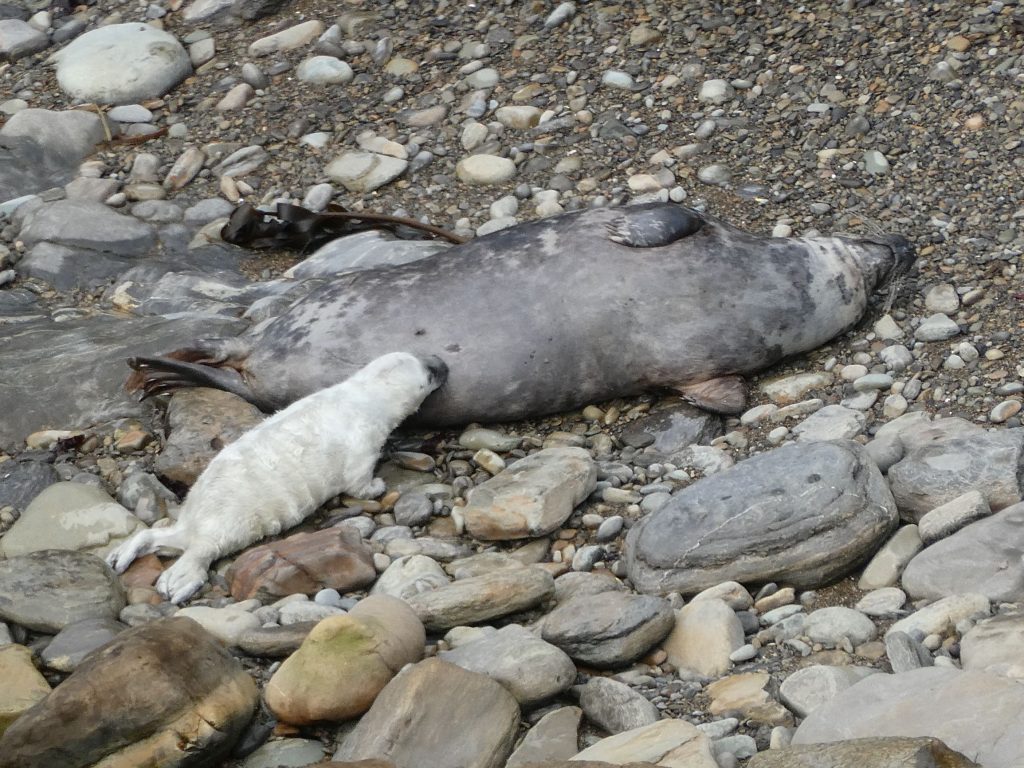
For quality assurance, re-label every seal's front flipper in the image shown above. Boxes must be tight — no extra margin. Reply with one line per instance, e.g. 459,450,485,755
606,205,704,248
676,376,747,415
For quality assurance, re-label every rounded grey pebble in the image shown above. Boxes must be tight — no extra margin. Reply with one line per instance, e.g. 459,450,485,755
595,515,624,542
729,644,757,662
393,493,433,527
314,588,344,607
572,545,604,572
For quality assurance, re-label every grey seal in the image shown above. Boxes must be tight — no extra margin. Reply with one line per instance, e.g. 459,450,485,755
127,203,915,423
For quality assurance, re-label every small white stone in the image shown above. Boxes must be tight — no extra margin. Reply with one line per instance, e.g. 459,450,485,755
924,283,960,314
882,394,908,419
873,314,904,340
698,78,734,104
740,403,778,425
602,70,636,90
456,154,516,185
840,365,868,382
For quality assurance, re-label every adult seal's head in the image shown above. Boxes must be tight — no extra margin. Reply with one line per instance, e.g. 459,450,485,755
125,203,917,423
856,233,916,310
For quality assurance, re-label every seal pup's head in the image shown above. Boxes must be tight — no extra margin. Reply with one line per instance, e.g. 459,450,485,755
349,351,449,416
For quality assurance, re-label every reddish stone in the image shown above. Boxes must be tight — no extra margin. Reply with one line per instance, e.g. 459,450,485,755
120,553,163,588
227,526,375,601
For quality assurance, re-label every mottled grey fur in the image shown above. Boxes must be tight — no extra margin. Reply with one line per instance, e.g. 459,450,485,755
133,203,914,424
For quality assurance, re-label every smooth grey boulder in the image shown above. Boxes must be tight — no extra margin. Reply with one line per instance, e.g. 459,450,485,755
887,430,1024,521
505,706,582,767
0,109,106,200
578,676,660,734
541,591,674,668
18,242,140,291
0,313,245,451
20,200,155,256
439,624,575,706
901,503,1024,602
792,667,1024,768
53,23,192,104
918,490,991,545
961,612,1024,679
778,665,879,718
625,441,898,594
39,617,128,672
333,657,519,768
885,631,934,673
618,400,723,454
0,19,47,60
0,481,144,558
0,550,125,633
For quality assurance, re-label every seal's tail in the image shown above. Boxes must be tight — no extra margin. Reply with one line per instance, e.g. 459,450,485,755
125,339,270,410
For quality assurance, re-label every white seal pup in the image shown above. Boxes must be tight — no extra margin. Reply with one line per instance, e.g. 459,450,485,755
107,351,448,603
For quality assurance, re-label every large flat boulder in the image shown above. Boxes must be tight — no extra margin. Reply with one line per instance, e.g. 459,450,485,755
625,441,897,594
0,617,258,768
332,658,519,768
901,503,1024,602
792,667,1024,768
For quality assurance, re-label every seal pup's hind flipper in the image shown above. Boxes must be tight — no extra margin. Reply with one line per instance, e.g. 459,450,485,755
605,204,704,248
677,375,747,415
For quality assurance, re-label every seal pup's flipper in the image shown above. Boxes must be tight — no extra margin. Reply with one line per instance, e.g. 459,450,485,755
606,204,704,248
677,376,747,415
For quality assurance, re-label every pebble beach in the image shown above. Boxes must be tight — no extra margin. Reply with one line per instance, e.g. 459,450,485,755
1,1,1024,767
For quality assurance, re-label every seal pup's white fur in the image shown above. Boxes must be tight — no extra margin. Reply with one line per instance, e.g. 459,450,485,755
107,351,447,604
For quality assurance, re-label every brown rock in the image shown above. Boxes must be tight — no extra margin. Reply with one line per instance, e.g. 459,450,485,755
265,596,425,724
747,737,980,767
946,35,971,52
570,720,717,767
0,617,258,768
333,658,519,768
154,389,264,485
706,672,793,726
463,447,597,540
227,526,376,601
0,645,51,737
120,553,164,588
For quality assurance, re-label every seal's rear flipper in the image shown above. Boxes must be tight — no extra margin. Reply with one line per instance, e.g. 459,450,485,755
677,376,747,415
126,354,268,411
606,205,704,248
